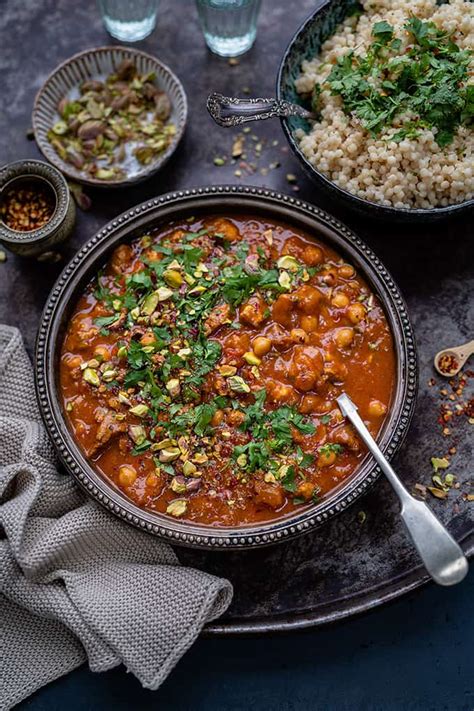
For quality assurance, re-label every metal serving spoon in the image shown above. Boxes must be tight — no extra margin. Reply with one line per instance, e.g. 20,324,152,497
206,92,316,127
336,393,468,586
434,339,474,378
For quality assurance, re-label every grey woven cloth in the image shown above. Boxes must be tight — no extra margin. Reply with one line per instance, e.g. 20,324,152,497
0,325,233,710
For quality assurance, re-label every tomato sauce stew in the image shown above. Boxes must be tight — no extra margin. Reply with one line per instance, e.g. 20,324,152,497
60,215,396,526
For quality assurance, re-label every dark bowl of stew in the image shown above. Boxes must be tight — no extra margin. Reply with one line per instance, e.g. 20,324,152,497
35,185,418,549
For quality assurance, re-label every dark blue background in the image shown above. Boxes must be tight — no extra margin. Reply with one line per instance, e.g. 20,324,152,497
20,570,473,711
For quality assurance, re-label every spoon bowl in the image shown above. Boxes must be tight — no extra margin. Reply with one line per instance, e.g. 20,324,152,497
434,340,474,377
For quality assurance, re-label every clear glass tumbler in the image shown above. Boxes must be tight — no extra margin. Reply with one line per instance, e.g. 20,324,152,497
196,0,261,57
97,0,159,42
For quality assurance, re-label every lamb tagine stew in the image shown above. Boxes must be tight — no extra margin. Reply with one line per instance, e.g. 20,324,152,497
60,215,396,526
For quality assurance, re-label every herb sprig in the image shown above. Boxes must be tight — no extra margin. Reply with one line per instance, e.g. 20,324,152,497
318,17,473,147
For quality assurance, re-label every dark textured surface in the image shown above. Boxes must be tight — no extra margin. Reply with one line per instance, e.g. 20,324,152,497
1,0,473,642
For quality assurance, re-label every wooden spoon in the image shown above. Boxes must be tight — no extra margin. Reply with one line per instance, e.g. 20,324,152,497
434,339,474,377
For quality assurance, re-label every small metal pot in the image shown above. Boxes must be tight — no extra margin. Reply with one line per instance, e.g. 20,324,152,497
0,159,76,257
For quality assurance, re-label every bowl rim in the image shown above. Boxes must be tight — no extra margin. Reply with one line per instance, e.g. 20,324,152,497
275,0,474,217
0,158,71,243
35,185,418,550
32,45,188,189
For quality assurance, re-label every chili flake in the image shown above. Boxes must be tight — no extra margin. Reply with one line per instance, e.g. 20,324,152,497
437,352,459,375
0,180,55,232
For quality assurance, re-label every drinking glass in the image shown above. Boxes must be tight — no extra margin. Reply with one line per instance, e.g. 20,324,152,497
195,0,261,58
97,0,159,42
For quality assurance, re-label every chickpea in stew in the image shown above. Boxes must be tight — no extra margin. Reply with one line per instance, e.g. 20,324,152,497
60,216,395,526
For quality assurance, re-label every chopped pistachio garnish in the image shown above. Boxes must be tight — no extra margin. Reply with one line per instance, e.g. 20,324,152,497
128,425,146,445
129,403,149,417
166,499,188,517
159,447,181,462
278,271,292,290
170,477,187,494
277,255,299,272
219,364,237,377
83,368,100,386
227,376,250,394
163,269,183,287
243,351,261,366
182,460,197,476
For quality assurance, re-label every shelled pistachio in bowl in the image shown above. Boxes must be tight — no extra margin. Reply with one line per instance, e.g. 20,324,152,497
33,47,188,187
47,59,176,182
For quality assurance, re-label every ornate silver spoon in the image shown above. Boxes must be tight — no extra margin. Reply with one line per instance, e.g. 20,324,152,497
206,92,316,127
337,393,468,586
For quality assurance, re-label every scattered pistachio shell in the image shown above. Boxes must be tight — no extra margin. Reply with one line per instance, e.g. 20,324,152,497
166,499,188,517
277,255,299,272
431,457,450,472
117,345,128,359
427,486,448,500
129,403,149,417
83,368,100,386
193,452,208,464
213,157,225,166
232,137,244,158
66,401,74,412
243,351,261,366
444,473,456,487
0,251,6,263
236,453,247,467
159,447,181,462
130,306,140,320
227,375,251,393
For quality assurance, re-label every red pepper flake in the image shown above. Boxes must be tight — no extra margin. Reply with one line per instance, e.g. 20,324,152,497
0,180,55,232
437,353,459,375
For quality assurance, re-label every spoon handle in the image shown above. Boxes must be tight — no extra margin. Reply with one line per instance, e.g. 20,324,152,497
337,394,468,586
206,92,314,127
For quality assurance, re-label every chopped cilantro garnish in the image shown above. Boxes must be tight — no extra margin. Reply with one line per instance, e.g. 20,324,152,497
321,16,473,146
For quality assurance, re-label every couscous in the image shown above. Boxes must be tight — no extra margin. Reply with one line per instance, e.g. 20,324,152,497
295,0,474,209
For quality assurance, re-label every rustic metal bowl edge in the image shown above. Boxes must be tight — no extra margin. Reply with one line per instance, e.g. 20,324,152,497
35,185,418,550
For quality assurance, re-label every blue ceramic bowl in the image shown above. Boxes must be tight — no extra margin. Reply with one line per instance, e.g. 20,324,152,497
276,0,474,222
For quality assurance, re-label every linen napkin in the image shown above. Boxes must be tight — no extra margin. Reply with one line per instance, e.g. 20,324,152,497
0,324,233,709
